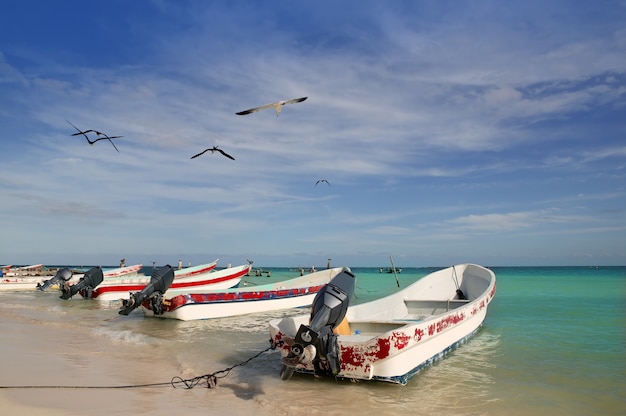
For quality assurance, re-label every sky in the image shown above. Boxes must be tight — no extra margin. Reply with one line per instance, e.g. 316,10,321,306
1,0,625,268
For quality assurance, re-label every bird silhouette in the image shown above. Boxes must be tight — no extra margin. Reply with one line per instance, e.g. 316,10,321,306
315,179,331,187
190,146,235,160
236,97,307,117
93,132,121,152
66,120,121,152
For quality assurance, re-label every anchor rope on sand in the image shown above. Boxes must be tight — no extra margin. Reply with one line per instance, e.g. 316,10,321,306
171,343,279,389
0,343,280,390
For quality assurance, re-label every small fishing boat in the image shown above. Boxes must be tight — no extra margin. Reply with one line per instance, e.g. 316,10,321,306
84,263,250,301
380,267,402,274
1,264,44,276
269,263,497,385
142,266,353,321
171,260,218,279
0,264,143,292
94,264,143,278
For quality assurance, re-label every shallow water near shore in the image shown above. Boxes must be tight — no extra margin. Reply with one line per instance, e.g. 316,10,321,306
1,266,624,415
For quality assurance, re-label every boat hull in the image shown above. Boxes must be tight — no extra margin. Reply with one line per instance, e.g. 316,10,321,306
90,264,249,301
0,264,143,292
149,291,320,321
269,264,496,385
144,267,350,321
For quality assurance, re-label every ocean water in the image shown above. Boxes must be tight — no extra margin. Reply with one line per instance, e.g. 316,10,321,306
0,266,624,415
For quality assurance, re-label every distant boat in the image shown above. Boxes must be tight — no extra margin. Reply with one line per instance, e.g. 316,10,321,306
1,264,44,277
142,266,352,321
270,263,496,385
0,264,143,292
171,260,218,279
380,267,402,274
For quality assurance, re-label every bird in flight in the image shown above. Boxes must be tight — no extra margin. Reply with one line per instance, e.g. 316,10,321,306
315,179,331,187
190,146,235,160
66,120,121,152
236,97,308,117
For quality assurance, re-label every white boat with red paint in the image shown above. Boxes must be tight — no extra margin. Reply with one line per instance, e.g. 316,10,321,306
97,264,143,278
85,263,250,301
0,264,143,292
171,260,218,279
142,267,351,321
269,263,497,385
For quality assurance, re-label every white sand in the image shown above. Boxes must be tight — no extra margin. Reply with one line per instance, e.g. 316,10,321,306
0,307,277,416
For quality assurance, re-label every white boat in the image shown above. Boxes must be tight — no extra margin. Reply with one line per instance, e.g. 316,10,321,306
172,260,218,279
269,263,497,385
95,264,143,279
0,264,143,292
86,263,250,301
1,264,44,277
142,266,352,321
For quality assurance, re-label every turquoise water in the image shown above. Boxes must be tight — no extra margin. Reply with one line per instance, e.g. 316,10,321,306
132,265,626,414
483,266,625,415
1,265,624,415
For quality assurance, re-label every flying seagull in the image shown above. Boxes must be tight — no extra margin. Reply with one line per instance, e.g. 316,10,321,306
93,132,121,153
190,146,235,160
236,97,308,117
315,179,331,187
66,120,121,152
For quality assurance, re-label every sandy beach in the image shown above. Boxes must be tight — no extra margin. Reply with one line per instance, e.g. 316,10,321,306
2,267,624,416
0,298,279,416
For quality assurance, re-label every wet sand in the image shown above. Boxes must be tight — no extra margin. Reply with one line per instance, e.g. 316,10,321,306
0,303,277,416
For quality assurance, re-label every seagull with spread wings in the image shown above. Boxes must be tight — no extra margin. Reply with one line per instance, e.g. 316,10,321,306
190,146,235,160
315,179,331,187
236,97,308,117
66,120,121,152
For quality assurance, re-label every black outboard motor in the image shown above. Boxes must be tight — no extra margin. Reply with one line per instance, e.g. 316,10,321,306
36,268,73,291
119,265,174,316
280,269,355,380
60,266,104,300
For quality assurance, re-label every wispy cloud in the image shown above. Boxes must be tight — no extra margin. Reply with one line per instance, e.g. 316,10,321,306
0,1,624,266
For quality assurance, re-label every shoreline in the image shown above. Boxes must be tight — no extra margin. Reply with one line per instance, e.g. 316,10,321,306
0,299,280,416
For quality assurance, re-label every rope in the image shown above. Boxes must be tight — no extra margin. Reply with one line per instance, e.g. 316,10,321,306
451,265,460,290
170,344,277,389
0,343,279,390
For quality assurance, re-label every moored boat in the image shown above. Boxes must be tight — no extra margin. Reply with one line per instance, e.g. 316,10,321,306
269,263,497,385
96,264,143,278
0,264,143,292
379,267,402,273
142,266,353,321
171,260,218,279
1,264,44,277
85,263,250,301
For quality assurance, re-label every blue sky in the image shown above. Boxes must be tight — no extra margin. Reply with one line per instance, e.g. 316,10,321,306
1,1,624,268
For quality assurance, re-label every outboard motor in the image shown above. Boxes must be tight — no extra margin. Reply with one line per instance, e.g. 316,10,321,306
36,268,73,291
280,269,355,380
119,265,174,316
60,266,104,299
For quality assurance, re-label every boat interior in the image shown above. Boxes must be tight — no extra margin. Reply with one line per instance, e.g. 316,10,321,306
339,299,471,338
403,299,470,318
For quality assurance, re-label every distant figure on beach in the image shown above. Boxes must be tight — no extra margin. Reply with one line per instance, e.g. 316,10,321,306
178,260,183,270
120,258,125,268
